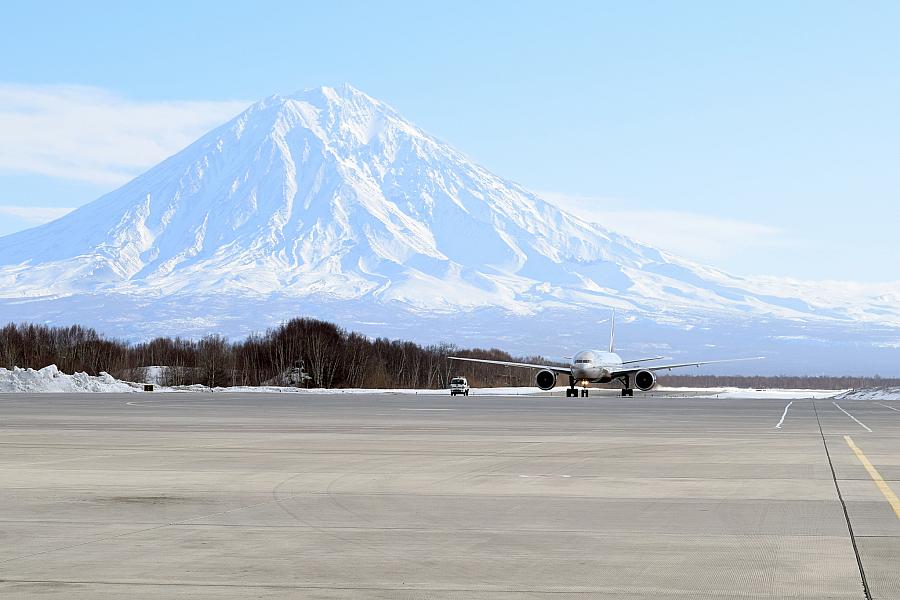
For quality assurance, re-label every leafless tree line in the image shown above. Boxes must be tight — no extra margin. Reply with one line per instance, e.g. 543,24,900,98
1,321,895,390
0,320,544,389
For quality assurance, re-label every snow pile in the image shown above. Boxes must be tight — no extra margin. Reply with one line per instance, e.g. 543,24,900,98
0,365,138,393
681,387,841,399
834,387,900,401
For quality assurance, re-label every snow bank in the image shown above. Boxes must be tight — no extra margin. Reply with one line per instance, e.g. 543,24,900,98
163,385,548,395
658,387,841,399
834,387,900,400
163,385,839,398
0,365,138,393
0,368,847,399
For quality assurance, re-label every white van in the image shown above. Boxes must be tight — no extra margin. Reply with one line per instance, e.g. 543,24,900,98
449,377,469,396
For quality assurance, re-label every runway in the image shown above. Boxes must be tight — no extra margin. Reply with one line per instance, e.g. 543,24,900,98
1,391,898,598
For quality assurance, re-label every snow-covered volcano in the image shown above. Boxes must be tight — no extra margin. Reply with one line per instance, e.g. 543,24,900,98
1,85,898,373
0,84,668,310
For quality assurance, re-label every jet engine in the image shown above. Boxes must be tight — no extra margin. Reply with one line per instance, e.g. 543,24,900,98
634,370,657,391
535,369,557,391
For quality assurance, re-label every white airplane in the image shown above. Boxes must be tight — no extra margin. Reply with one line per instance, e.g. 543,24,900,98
449,313,763,397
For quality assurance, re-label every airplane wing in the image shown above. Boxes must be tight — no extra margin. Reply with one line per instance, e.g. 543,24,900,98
611,356,764,377
448,356,571,374
619,355,666,365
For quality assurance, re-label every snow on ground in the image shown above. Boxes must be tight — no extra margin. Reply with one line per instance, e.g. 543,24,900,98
0,365,138,393
163,385,549,395
657,387,842,399
0,366,849,399
833,387,900,400
159,385,841,398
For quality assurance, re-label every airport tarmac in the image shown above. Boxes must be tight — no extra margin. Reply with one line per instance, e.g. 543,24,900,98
1,391,898,599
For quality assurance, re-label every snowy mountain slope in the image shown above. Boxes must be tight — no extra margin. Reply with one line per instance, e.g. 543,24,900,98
0,84,898,372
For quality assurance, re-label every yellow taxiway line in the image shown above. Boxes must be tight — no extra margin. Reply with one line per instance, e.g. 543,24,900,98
844,435,900,519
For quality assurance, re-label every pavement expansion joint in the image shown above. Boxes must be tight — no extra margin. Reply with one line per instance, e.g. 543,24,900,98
813,400,872,600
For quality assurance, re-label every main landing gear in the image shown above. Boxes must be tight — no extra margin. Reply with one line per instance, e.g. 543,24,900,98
566,376,590,398
620,375,634,397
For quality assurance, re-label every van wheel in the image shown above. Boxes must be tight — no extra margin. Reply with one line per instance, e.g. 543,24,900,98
465,390,469,396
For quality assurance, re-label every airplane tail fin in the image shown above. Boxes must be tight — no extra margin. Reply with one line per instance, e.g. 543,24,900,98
609,309,616,353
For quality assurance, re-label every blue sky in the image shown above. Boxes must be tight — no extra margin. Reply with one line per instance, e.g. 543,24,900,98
1,1,897,281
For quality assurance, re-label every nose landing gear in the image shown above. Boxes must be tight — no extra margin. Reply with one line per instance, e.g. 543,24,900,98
566,376,590,397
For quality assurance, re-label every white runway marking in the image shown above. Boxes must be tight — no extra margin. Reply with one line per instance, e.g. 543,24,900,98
775,401,793,429
399,408,454,411
876,403,900,413
832,402,872,432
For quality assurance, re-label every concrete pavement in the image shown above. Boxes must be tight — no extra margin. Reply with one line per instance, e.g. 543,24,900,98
1,391,898,598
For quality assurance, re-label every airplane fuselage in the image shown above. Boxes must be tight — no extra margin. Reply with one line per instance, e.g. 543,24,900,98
571,349,623,384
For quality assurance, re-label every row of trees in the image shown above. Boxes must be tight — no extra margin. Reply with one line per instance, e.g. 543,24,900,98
1,320,896,390
0,320,545,389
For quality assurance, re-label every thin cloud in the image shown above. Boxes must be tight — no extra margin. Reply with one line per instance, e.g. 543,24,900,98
0,84,250,185
539,191,788,263
0,205,75,223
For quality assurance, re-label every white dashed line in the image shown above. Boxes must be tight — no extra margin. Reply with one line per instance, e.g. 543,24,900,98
876,403,900,413
832,402,872,432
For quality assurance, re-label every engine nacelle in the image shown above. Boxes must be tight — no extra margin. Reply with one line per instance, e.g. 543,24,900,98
634,369,657,391
535,369,557,391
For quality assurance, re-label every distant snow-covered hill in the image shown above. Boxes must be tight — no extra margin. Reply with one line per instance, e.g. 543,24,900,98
1,85,898,373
